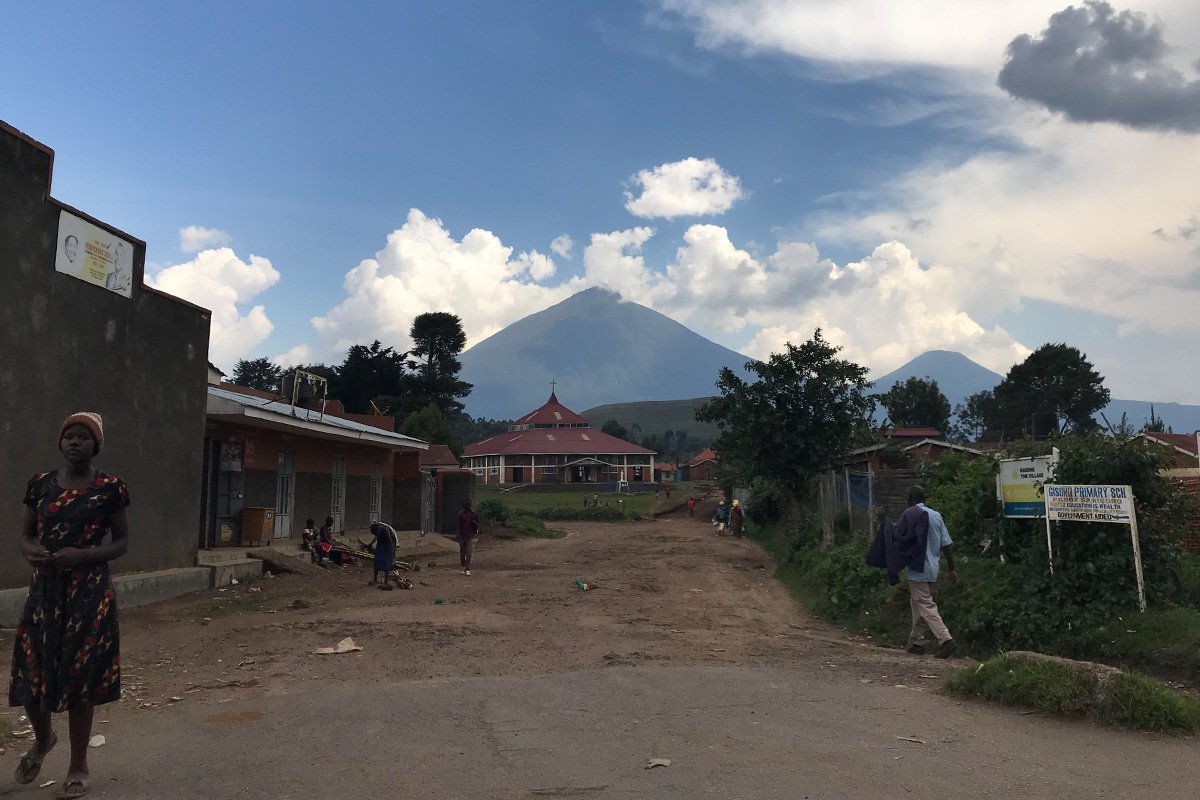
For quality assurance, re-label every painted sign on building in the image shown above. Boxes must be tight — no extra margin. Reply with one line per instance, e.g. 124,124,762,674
998,453,1057,517
1044,484,1134,524
54,209,134,297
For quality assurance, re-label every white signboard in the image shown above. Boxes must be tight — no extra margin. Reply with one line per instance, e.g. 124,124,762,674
1044,484,1134,523
54,209,134,298
998,454,1057,517
1042,483,1145,611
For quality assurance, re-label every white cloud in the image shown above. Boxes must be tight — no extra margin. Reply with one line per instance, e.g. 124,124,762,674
624,157,748,218
650,1,1200,400
658,0,1198,80
306,210,571,358
147,247,280,369
297,209,1031,383
738,242,1031,374
550,234,574,259
179,225,232,254
578,225,1028,374
808,109,1200,343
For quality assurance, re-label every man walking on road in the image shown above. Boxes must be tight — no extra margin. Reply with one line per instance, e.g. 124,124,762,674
903,486,958,658
457,500,480,576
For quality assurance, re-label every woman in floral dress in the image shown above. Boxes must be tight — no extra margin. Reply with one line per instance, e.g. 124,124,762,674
11,413,129,799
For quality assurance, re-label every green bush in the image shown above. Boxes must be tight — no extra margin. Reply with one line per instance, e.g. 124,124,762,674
824,540,889,617
746,477,785,526
476,498,510,524
529,506,631,522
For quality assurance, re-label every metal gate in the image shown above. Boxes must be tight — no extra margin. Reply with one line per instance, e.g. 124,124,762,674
331,455,346,531
422,471,437,534
369,462,382,523
275,451,295,539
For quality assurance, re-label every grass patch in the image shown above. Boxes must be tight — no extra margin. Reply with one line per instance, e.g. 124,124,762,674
501,514,568,540
203,591,269,617
1093,607,1200,680
476,482,707,520
945,654,1200,734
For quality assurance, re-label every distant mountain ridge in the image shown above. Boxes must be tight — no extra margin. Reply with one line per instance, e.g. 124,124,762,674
460,289,1200,435
459,288,754,419
580,397,723,441
872,350,1200,434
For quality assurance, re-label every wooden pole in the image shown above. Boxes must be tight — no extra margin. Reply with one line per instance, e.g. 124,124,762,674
844,467,852,533
1044,514,1055,576
1129,510,1147,613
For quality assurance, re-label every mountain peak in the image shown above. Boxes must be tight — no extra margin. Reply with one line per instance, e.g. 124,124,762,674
460,288,751,418
871,351,1004,407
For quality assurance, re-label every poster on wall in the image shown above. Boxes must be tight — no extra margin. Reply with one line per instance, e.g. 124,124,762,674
54,209,134,298
220,439,244,472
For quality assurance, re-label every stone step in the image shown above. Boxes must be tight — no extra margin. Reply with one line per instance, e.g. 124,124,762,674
207,558,263,587
196,549,254,566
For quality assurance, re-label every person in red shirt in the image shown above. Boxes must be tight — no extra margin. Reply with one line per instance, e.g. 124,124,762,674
456,500,480,576
687,497,696,517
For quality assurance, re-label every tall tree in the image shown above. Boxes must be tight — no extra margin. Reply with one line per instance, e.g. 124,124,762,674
877,377,951,433
601,419,628,440
1142,405,1171,434
334,341,407,414
449,412,510,446
991,343,1109,436
400,402,463,458
402,312,473,416
950,390,997,443
231,357,283,392
696,330,872,493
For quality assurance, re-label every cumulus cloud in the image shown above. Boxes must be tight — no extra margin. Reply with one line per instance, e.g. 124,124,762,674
739,243,1031,373
307,210,571,357
179,225,232,253
658,0,1060,76
999,1,1200,133
808,109,1200,341
296,205,1033,381
147,248,280,368
573,223,1028,374
624,157,747,218
550,234,574,259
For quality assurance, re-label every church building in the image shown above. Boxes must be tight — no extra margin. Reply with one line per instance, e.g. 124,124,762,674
463,391,655,485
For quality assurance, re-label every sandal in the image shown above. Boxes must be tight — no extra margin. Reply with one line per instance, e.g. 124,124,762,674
57,775,89,799
14,730,57,785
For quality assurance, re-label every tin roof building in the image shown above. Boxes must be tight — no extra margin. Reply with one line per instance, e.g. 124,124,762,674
463,392,655,485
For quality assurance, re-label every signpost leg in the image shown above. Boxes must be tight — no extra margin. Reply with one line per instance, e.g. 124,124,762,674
844,468,852,533
1129,513,1147,613
1044,515,1054,576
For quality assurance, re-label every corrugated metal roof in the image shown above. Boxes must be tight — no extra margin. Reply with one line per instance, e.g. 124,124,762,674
207,386,427,449
464,427,655,457
511,392,589,427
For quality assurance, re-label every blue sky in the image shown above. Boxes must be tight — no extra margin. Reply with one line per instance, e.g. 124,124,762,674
5,1,1200,405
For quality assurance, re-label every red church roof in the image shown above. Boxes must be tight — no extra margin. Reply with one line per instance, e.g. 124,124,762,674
465,391,655,457
510,392,589,429
464,428,655,457
689,448,718,466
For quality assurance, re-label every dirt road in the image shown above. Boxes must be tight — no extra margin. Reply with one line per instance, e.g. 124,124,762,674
1,515,1196,799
